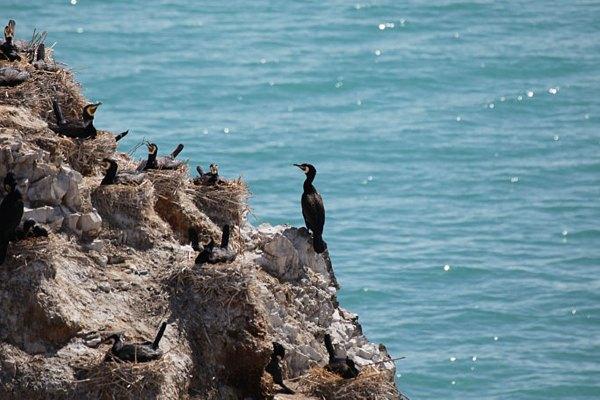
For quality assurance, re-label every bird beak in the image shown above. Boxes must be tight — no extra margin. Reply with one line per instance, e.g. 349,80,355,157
293,164,302,169
94,102,102,107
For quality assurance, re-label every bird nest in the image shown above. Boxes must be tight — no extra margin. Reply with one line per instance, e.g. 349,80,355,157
145,167,189,202
0,59,86,123
297,366,399,400
91,179,156,228
74,355,166,400
53,131,117,176
187,178,250,229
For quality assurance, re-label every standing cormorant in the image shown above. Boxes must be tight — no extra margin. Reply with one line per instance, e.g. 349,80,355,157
51,99,101,139
265,342,295,394
138,142,185,171
189,225,236,265
0,173,24,265
103,322,167,363
294,163,327,253
100,158,118,185
323,333,359,379
0,20,20,61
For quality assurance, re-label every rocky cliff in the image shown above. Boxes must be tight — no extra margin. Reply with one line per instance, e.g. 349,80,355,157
0,37,404,399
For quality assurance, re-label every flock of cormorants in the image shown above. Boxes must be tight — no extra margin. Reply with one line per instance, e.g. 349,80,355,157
0,18,365,392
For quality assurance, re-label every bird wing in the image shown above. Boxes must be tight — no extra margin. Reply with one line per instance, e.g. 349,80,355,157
301,191,325,235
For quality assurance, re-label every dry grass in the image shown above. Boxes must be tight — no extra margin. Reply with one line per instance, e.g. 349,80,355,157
187,178,250,228
74,355,166,400
91,179,156,228
146,167,189,202
59,131,117,176
297,366,399,400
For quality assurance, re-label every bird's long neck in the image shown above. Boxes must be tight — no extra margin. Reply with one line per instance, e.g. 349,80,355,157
152,322,167,349
147,152,157,167
303,171,316,193
220,225,230,248
102,162,117,184
324,334,336,362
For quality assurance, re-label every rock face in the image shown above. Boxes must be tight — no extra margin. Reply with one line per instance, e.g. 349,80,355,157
0,43,404,399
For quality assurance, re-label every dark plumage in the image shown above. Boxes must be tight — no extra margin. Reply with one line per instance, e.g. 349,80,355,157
0,173,24,265
189,225,237,265
0,20,20,62
138,143,185,171
265,342,295,394
100,158,118,185
323,334,360,379
193,164,220,185
294,163,327,253
104,322,167,363
51,99,101,139
114,130,129,142
14,219,48,240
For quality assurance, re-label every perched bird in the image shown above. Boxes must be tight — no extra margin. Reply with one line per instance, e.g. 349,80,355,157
193,163,220,185
189,225,236,265
114,130,129,142
323,334,359,379
294,163,327,253
100,158,118,185
0,67,29,86
0,173,24,265
138,142,185,171
0,20,21,61
14,219,48,240
51,99,101,139
103,322,167,363
265,342,295,394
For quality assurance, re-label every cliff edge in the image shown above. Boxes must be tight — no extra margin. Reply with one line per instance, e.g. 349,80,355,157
0,36,405,399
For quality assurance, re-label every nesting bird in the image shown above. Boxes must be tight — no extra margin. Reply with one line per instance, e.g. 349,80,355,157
294,163,327,253
103,322,167,363
51,99,101,139
188,225,236,265
100,158,144,186
0,20,21,62
194,163,221,185
14,219,48,240
323,333,360,379
265,342,295,394
138,142,185,171
0,173,24,265
0,67,29,86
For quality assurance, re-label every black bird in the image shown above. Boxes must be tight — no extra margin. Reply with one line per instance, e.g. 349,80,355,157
14,219,48,240
138,142,185,171
0,173,24,265
51,99,101,139
0,20,21,62
103,322,167,363
193,163,221,185
294,163,327,253
100,158,118,185
265,342,295,394
323,334,360,379
189,225,236,265
114,130,129,142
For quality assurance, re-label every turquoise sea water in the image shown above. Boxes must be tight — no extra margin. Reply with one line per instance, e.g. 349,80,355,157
6,1,600,398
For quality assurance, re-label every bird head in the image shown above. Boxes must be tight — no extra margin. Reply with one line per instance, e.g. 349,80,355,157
23,219,36,231
4,20,15,41
293,163,315,175
3,172,17,192
272,342,286,359
83,102,102,119
146,142,158,155
209,163,219,175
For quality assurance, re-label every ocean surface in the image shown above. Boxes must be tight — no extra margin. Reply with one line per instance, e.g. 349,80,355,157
7,1,600,398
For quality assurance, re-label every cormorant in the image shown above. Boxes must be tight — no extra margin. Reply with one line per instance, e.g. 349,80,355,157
14,219,48,240
193,163,220,185
103,322,167,363
294,163,327,253
323,333,360,379
51,99,101,139
0,173,24,265
100,158,118,185
189,225,236,265
114,130,129,142
265,342,295,394
138,142,185,171
0,67,29,86
0,20,21,62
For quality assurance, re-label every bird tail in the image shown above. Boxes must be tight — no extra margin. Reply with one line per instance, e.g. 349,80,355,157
36,43,45,61
313,234,327,254
152,322,167,349
280,383,295,395
220,225,230,248
170,144,184,158
196,166,204,176
324,334,336,362
52,99,65,126
188,227,200,251
114,130,129,142
0,240,8,265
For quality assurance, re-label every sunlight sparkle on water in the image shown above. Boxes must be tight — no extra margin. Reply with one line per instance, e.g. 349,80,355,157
444,264,450,271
